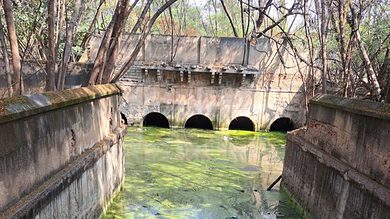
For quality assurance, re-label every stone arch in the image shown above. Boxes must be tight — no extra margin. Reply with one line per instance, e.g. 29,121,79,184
184,114,213,130
269,117,294,132
143,112,170,128
228,116,255,131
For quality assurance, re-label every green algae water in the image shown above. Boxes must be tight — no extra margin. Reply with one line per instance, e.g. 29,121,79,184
104,127,302,219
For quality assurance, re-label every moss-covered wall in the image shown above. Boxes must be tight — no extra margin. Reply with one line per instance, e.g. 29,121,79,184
282,94,390,218
0,84,126,218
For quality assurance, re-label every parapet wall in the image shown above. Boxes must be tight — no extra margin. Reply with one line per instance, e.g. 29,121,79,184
282,94,390,218
0,84,126,218
85,34,270,68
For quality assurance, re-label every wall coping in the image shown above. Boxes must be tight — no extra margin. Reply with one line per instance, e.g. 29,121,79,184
310,94,390,121
0,84,121,124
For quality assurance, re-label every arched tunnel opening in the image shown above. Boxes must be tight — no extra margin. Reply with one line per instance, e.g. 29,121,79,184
184,115,214,130
143,112,170,128
120,113,128,125
228,116,255,131
269,117,294,133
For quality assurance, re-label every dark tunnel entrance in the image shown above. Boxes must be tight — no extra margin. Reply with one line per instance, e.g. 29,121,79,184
229,116,255,131
184,115,214,130
269,117,294,132
120,113,128,125
143,112,170,128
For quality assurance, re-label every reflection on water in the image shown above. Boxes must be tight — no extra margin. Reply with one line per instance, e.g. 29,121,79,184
104,127,302,219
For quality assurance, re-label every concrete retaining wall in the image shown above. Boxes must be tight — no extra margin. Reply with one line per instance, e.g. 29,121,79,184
0,84,126,218
282,94,390,218
85,34,270,68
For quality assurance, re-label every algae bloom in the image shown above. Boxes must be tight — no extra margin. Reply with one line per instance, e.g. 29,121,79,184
104,127,302,219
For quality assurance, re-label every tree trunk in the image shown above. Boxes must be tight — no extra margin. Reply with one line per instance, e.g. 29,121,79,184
239,0,245,37
350,5,381,99
46,0,58,91
220,0,238,37
101,0,140,83
356,29,381,99
79,0,106,52
3,0,22,95
57,0,66,51
112,0,178,82
57,0,82,90
117,0,151,61
303,0,315,97
213,0,218,35
385,76,390,103
130,0,152,34
88,0,126,85
255,0,272,31
336,0,348,96
314,0,328,94
169,6,175,62
88,20,115,85
0,16,12,96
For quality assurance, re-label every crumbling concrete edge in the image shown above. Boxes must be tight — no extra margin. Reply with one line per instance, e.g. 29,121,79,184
310,94,390,121
0,125,127,219
284,128,390,207
0,84,121,124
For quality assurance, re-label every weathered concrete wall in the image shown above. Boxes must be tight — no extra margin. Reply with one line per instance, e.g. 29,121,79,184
119,71,305,130
0,84,126,218
0,61,93,97
0,34,311,131
282,94,390,218
84,34,272,69
107,34,309,130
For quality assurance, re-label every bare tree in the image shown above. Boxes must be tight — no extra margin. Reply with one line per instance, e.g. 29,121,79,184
0,16,12,96
303,0,315,97
88,1,124,85
79,0,106,52
46,0,58,91
2,0,22,95
351,5,381,99
89,0,143,85
255,0,272,32
220,0,238,37
100,0,140,83
314,0,329,94
131,0,152,34
57,0,82,90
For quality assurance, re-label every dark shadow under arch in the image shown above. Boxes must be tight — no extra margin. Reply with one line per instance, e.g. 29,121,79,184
185,115,213,130
143,112,170,128
229,116,255,131
120,113,128,125
270,117,294,132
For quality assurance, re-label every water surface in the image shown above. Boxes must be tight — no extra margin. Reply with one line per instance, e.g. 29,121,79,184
104,127,302,219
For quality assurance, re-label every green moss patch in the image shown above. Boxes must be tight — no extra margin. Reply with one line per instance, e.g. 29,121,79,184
0,84,121,124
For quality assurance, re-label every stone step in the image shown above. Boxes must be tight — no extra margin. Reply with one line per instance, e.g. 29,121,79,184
120,67,143,83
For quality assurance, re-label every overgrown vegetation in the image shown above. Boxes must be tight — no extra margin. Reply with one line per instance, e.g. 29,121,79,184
0,0,389,103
